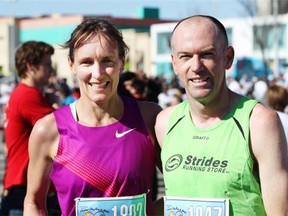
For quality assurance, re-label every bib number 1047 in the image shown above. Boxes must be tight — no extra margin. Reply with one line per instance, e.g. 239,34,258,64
188,205,223,216
164,196,229,216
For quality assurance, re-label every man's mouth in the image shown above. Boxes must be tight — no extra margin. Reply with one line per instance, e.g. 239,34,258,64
191,77,209,83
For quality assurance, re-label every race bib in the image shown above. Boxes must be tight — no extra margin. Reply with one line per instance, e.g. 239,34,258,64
164,196,229,216
75,193,146,216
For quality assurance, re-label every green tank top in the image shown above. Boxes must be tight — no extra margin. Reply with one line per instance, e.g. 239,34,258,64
162,97,266,215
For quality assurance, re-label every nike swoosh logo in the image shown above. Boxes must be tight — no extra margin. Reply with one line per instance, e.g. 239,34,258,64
115,128,136,138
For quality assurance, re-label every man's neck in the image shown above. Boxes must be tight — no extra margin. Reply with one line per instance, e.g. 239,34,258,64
20,79,43,92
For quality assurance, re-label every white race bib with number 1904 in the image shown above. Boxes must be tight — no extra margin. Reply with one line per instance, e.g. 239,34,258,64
75,193,146,216
164,196,229,216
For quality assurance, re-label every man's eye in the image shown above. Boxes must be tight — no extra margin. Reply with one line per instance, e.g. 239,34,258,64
179,55,191,60
202,53,214,58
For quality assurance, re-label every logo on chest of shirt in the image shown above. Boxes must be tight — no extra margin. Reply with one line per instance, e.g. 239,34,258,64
115,128,136,138
165,154,183,171
165,154,229,174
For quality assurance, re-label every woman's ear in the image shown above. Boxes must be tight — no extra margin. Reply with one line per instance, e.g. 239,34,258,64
68,57,76,76
120,57,126,72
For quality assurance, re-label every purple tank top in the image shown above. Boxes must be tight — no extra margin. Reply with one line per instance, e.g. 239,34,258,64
50,97,156,216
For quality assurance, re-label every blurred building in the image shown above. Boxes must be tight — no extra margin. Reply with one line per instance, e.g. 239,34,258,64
0,7,175,84
0,17,17,79
256,0,288,15
150,13,288,80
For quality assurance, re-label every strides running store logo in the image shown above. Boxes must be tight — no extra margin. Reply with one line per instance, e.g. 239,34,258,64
165,154,183,171
165,154,229,174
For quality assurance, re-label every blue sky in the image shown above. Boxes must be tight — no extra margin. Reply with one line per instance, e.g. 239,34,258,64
0,0,253,20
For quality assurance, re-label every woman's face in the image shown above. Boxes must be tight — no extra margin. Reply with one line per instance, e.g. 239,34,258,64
69,35,125,104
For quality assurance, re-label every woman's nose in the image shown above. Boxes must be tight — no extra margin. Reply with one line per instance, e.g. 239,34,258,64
91,63,102,78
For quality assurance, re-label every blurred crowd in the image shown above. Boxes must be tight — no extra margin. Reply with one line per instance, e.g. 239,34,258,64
1,69,288,124
0,76,80,125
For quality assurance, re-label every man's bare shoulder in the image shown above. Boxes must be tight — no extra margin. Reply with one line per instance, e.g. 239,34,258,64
249,102,286,157
158,105,176,120
250,102,279,124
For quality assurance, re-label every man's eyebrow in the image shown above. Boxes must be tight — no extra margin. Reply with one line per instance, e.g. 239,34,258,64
200,46,216,52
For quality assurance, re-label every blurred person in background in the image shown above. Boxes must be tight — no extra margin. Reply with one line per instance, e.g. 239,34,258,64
168,94,183,107
0,41,60,215
58,80,77,106
265,84,288,141
252,76,268,103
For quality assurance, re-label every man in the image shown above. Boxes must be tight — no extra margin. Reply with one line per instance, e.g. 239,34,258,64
1,41,60,215
155,15,288,215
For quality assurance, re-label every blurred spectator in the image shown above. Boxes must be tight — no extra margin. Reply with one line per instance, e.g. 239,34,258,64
44,81,60,109
253,76,268,102
239,74,254,96
169,94,183,107
158,82,173,108
0,41,60,215
129,78,147,101
72,87,80,99
145,77,161,103
0,78,15,123
118,71,136,98
59,84,77,106
265,84,288,141
227,77,242,94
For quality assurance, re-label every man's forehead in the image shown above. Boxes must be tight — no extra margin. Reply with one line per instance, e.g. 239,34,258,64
179,17,213,29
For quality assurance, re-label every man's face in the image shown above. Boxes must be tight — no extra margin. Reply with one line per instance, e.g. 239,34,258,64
34,54,54,86
171,18,233,103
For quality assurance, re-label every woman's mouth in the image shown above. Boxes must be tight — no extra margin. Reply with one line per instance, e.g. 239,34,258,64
89,81,110,90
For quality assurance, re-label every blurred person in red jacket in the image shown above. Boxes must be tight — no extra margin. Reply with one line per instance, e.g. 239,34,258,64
0,41,60,215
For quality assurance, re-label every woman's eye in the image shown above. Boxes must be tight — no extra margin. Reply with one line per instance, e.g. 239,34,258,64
80,59,92,65
102,59,115,66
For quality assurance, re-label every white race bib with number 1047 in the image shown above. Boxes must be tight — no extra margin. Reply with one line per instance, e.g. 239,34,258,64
164,196,229,216
75,193,146,216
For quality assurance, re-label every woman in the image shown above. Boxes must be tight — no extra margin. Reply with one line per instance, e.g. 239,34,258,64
24,18,162,216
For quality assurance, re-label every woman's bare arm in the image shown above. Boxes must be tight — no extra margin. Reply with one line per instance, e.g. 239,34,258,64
24,114,59,216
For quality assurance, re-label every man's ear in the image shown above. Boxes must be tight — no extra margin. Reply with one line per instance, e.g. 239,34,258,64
171,53,178,76
26,63,35,75
225,46,235,70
